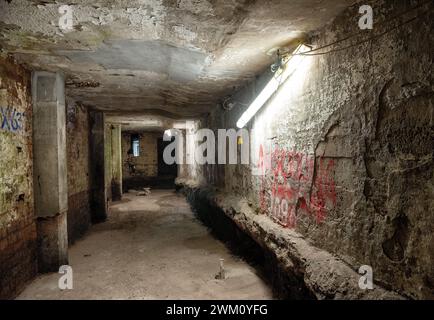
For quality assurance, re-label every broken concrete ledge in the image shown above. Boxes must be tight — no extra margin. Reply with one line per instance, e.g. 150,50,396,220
175,178,404,300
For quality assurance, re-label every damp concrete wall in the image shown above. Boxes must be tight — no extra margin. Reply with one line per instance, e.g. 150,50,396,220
66,101,91,244
0,56,37,299
181,0,434,299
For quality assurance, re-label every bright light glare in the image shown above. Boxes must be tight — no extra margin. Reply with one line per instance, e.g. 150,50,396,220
236,44,310,128
164,129,172,139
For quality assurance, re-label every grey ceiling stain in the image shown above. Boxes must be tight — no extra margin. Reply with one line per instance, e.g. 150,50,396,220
59,40,208,82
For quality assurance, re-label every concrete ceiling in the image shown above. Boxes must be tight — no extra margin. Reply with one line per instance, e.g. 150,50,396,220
0,0,356,118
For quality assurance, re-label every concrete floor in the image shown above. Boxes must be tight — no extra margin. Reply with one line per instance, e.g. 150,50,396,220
17,190,272,299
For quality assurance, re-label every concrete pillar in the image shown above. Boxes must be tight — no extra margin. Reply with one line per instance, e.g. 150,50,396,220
32,71,68,272
104,123,113,203
177,129,187,178
111,124,122,201
89,111,108,222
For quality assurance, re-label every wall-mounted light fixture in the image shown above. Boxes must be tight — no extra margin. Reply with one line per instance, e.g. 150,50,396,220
236,44,310,129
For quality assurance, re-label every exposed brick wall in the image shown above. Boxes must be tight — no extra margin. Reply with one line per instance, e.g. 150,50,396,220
0,55,37,299
66,101,91,244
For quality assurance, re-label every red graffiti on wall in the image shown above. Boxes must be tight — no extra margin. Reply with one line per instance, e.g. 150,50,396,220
257,145,336,228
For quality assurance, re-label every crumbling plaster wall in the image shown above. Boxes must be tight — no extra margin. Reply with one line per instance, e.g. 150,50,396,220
66,101,91,244
188,0,434,299
0,55,37,299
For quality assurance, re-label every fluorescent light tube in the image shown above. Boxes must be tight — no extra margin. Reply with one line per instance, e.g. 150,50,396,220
236,44,310,128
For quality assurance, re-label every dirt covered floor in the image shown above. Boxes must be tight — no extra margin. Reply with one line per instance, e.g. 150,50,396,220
18,190,272,299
